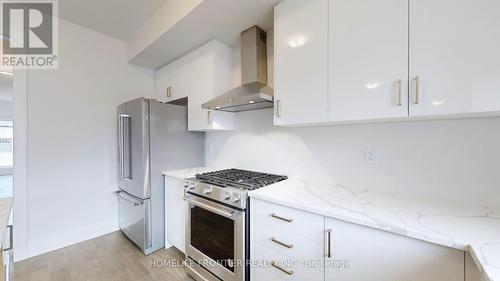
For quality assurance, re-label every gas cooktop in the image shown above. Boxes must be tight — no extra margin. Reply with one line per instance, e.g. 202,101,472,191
195,169,288,190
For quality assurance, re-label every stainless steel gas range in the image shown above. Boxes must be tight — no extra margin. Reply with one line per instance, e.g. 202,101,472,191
183,169,287,281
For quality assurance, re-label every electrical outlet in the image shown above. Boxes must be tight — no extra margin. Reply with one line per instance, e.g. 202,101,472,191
365,149,377,164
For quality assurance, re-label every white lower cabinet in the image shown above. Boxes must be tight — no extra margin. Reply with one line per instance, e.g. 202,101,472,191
250,198,324,281
465,252,483,281
324,217,464,281
164,176,186,253
250,198,465,281
252,243,325,281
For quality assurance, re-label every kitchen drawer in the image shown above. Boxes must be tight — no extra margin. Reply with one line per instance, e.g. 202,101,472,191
251,198,324,243
251,243,324,281
252,218,324,268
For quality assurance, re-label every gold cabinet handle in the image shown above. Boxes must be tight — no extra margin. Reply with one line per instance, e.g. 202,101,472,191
271,261,294,276
207,111,212,124
276,99,281,118
414,76,420,104
271,237,294,249
396,79,402,106
271,213,293,223
166,86,172,98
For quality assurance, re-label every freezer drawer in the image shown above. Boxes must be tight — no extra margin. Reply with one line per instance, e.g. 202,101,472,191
117,190,152,251
2,249,13,281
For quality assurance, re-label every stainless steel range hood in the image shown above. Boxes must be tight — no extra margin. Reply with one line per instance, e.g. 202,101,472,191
202,26,274,112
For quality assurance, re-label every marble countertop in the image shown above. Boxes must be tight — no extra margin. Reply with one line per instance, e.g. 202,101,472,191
162,168,499,280
249,178,500,281
162,167,214,179
0,197,13,247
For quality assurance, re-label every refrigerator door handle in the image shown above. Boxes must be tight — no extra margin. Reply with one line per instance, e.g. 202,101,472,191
115,190,143,206
118,114,132,180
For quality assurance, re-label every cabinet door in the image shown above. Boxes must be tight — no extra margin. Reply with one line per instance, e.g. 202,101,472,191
165,176,186,253
155,64,187,103
274,0,329,126
409,0,500,117
324,217,464,281
329,0,408,121
155,40,234,131
154,65,171,102
187,96,234,131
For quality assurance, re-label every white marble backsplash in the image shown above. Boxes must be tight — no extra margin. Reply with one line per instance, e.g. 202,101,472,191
206,109,500,207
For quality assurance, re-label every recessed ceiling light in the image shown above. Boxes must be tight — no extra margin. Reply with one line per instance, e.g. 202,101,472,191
248,100,255,104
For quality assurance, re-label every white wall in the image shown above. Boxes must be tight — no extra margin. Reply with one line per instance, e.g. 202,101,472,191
206,32,500,207
20,20,155,259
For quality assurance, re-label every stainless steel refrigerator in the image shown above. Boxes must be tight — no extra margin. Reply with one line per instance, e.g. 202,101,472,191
116,97,204,255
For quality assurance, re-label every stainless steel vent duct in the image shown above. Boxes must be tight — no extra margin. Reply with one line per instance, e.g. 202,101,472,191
202,26,274,112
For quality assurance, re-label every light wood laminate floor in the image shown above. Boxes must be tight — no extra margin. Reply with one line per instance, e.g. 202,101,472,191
15,231,194,281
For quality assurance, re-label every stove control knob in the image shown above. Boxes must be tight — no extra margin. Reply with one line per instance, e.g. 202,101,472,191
232,193,241,203
223,192,231,200
203,187,213,195
188,183,196,189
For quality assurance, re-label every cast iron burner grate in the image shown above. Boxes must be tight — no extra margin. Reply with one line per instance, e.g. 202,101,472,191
195,169,288,190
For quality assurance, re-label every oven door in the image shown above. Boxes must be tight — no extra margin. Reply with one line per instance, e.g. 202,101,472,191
185,193,245,281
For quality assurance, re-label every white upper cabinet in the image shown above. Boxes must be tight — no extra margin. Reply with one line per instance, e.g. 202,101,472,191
155,59,188,103
409,0,500,117
274,0,500,125
329,0,409,121
155,40,234,131
274,0,329,126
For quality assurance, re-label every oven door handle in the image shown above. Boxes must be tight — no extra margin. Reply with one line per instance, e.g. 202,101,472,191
184,197,235,219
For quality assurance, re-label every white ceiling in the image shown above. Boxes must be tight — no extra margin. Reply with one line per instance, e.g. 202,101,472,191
58,0,278,69
129,0,279,69
0,76,13,102
59,0,169,41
